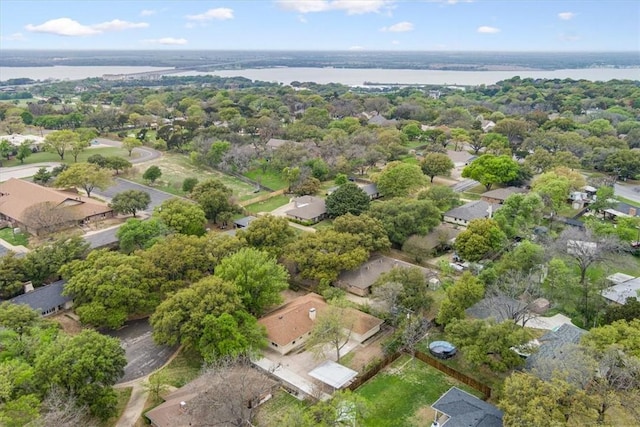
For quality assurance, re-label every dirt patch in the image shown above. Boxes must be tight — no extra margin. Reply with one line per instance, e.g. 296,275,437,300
408,406,437,426
50,312,83,334
347,326,393,372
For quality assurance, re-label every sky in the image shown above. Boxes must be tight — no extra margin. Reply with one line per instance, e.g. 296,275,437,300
0,0,639,51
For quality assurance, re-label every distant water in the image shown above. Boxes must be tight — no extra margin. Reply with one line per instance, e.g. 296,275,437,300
176,67,640,86
1,65,638,86
0,65,171,81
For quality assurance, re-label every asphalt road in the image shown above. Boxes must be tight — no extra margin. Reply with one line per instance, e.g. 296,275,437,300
614,182,640,205
450,178,480,193
94,177,177,210
104,318,178,384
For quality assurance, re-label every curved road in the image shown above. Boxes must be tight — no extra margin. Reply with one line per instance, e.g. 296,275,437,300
95,136,161,164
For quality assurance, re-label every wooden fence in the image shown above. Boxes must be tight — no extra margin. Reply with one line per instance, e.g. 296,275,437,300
239,189,287,207
414,350,492,399
346,352,402,391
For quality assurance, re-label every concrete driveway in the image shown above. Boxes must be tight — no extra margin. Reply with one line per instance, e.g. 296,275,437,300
104,318,178,384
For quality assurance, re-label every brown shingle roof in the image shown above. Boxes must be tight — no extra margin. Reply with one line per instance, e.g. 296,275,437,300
0,178,112,226
285,196,326,220
258,293,382,346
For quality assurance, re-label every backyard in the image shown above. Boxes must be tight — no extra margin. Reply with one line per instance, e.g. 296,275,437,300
244,168,288,191
0,227,29,247
243,194,290,215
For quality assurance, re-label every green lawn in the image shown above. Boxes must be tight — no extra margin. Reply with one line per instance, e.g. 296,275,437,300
101,387,132,427
244,168,288,191
243,194,290,214
254,390,307,427
3,146,131,167
149,347,202,388
356,354,483,427
614,195,640,208
312,219,334,230
0,227,29,247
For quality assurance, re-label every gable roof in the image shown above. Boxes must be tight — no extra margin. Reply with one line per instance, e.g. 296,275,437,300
266,138,300,149
444,200,501,222
258,293,383,346
0,178,112,226
234,216,257,228
481,187,526,202
285,196,326,220
358,182,379,197
465,295,527,322
432,387,503,427
337,255,433,291
368,114,397,126
525,323,586,370
602,274,640,305
9,280,71,314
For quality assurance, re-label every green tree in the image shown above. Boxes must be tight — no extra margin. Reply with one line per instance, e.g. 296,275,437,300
369,198,441,246
282,166,301,193
54,162,113,198
0,252,26,299
34,330,126,420
603,297,640,324
190,178,239,225
198,312,266,363
122,136,142,157
372,266,432,313
285,230,369,285
44,130,78,161
109,190,151,217
104,156,132,175
445,319,533,371
326,182,370,218
332,213,391,253
32,167,52,185
455,218,506,262
493,118,530,146
492,192,544,238
375,162,427,197
0,394,40,427
0,302,40,339
115,217,167,254
461,154,520,191
236,214,295,257
21,236,89,287
60,250,155,328
69,139,89,163
581,319,640,358
214,248,289,316
436,272,485,325
15,141,32,164
143,165,162,184
421,152,454,182
418,185,461,212
153,198,207,236
589,186,616,216
182,177,199,193
0,139,12,165
206,140,231,166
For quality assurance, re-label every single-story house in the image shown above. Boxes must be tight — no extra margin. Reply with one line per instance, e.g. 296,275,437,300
145,364,278,427
359,182,381,200
603,201,640,220
258,293,383,355
336,255,435,297
602,273,640,305
285,196,326,224
525,323,586,372
446,150,477,168
367,114,398,127
0,178,114,235
233,215,257,229
9,280,72,316
443,200,501,226
265,138,300,150
480,187,526,204
431,386,503,427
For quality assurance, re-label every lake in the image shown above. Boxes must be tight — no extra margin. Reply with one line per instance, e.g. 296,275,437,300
1,65,638,86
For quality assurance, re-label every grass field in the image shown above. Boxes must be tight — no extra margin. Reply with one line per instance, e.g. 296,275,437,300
2,146,131,167
254,390,307,427
101,387,132,427
356,354,483,427
149,347,202,388
243,194,290,214
244,168,288,191
0,227,29,247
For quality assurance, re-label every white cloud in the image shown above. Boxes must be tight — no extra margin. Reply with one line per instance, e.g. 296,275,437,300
140,9,157,16
477,25,500,34
381,21,413,32
558,12,575,20
425,0,474,4
25,17,149,37
186,8,234,21
92,19,149,31
348,45,366,50
0,32,26,42
276,0,394,15
298,15,308,23
143,37,188,45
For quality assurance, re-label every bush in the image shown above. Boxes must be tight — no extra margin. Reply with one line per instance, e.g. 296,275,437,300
182,177,199,193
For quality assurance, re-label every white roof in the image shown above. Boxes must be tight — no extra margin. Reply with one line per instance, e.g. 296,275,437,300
308,360,358,389
602,274,640,304
0,134,45,146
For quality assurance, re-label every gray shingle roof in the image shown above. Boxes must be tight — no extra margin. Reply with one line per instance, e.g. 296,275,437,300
234,216,257,228
285,196,326,221
525,323,586,370
444,200,501,222
9,280,70,314
432,387,503,427
602,275,640,305
359,183,379,197
465,295,527,322
481,187,526,202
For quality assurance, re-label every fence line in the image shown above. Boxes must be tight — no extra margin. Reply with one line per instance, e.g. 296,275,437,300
346,352,402,391
239,189,287,207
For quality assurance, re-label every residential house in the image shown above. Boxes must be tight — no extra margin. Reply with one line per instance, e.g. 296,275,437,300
465,295,528,324
0,178,114,235
359,182,381,200
431,387,503,427
367,114,398,127
0,134,45,151
443,200,501,226
9,280,72,317
258,293,383,355
265,138,300,150
481,120,496,133
525,323,586,372
285,196,326,224
446,150,477,168
480,187,526,205
603,201,640,220
602,273,640,305
336,255,435,297
145,365,278,427
233,215,257,229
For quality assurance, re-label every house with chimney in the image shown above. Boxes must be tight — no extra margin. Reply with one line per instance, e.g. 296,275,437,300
443,200,501,226
9,280,72,316
285,195,327,224
258,293,383,356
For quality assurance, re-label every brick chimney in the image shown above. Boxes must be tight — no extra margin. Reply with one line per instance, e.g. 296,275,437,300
629,207,637,216
23,281,34,293
309,308,316,321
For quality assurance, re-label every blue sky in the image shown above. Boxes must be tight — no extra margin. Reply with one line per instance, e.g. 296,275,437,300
1,0,638,51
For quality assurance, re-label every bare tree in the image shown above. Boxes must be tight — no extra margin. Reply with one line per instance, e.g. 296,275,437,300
22,201,76,235
28,385,97,427
371,281,404,314
484,269,544,326
305,304,356,362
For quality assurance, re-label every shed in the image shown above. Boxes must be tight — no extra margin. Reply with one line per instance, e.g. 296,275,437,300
308,360,358,390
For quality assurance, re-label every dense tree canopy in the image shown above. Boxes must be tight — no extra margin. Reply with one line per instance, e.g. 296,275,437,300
368,198,441,246
153,198,207,236
461,154,520,191
325,182,370,218
54,162,112,198
375,162,427,198
109,189,151,217
455,218,506,262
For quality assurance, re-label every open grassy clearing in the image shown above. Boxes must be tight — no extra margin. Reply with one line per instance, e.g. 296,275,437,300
0,227,29,246
355,354,483,427
2,146,130,167
101,387,132,427
243,194,290,214
312,219,334,230
244,168,288,191
126,153,265,200
149,347,202,388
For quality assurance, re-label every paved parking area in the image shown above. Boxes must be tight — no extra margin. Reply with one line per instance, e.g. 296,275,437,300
104,318,178,384
93,178,177,210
